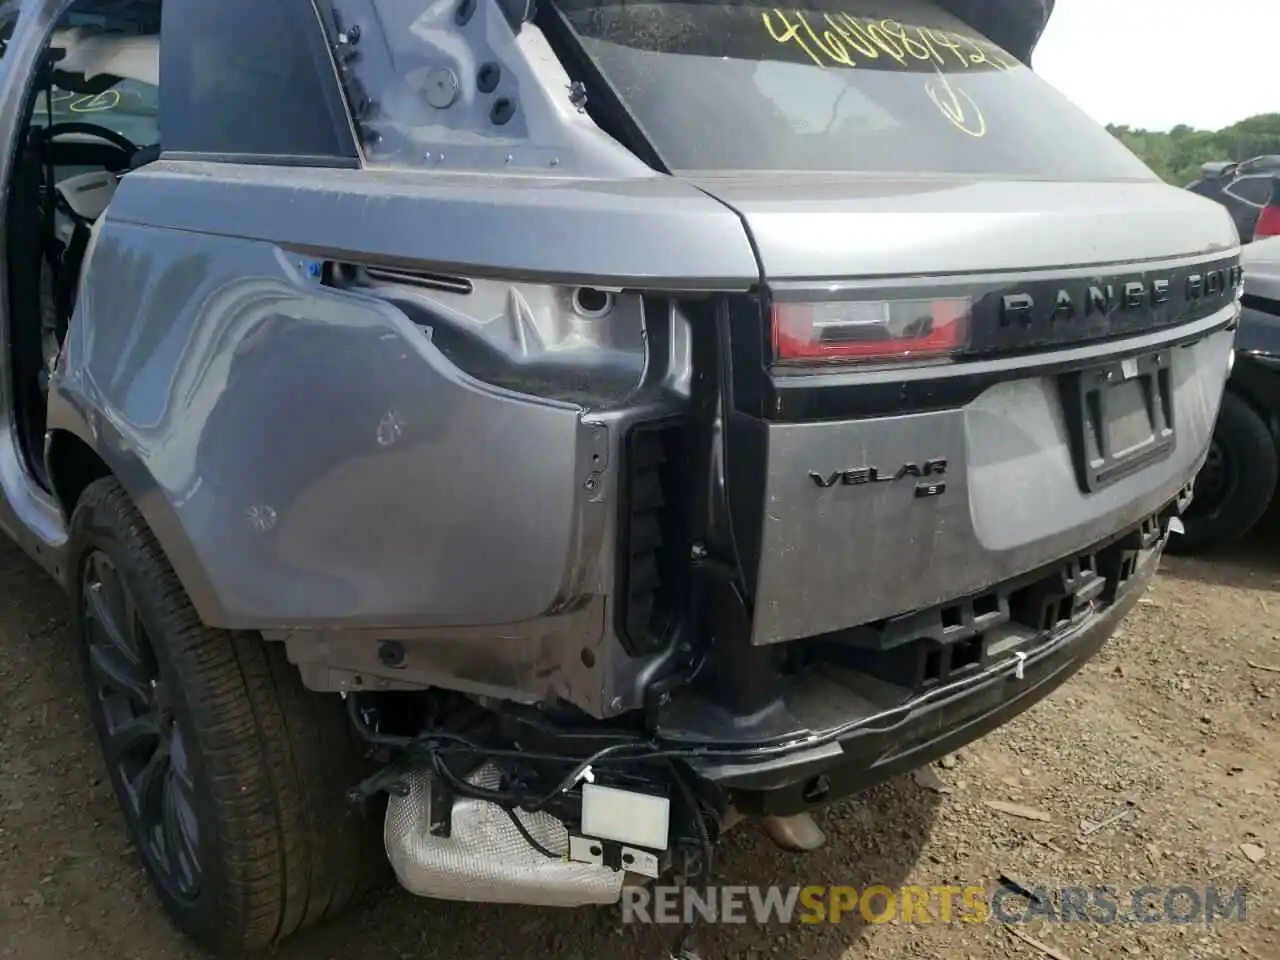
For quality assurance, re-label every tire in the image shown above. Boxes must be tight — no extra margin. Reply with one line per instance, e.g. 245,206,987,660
1171,391,1279,554
69,477,387,954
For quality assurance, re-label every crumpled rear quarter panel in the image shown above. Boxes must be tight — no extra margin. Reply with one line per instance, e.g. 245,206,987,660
47,163,758,633
55,221,587,626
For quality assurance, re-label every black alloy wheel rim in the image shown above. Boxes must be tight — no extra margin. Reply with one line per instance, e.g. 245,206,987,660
82,550,202,901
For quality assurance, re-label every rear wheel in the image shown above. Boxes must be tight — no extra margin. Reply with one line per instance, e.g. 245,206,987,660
70,478,387,954
1172,391,1279,554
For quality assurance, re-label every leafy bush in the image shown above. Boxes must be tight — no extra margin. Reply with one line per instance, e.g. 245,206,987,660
1106,113,1280,185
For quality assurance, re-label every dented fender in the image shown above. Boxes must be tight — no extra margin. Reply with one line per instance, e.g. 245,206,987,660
45,164,758,634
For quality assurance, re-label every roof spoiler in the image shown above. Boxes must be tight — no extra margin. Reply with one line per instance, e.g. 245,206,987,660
1201,161,1240,180
1200,156,1280,181
939,0,1055,64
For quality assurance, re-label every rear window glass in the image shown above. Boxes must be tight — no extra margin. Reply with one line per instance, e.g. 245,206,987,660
1227,178,1273,205
555,0,1154,179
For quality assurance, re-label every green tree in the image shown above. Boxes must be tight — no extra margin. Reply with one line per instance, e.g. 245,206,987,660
1105,113,1280,185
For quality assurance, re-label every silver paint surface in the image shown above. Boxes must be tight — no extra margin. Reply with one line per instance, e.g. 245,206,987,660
0,0,1240,719
691,176,1240,281
751,321,1235,644
1244,235,1280,303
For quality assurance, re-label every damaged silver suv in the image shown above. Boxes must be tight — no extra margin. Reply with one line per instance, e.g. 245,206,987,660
0,0,1241,953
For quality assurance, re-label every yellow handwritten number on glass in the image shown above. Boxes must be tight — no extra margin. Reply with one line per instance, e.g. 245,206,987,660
69,90,121,113
924,70,985,137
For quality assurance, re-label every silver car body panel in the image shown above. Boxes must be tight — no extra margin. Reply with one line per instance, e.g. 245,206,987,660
0,0,1239,720
1244,235,1280,303
752,320,1233,643
689,177,1240,279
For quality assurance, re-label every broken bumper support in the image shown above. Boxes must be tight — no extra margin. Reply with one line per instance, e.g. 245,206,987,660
687,519,1168,815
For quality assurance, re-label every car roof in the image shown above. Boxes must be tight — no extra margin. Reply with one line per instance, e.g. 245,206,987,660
1238,156,1280,174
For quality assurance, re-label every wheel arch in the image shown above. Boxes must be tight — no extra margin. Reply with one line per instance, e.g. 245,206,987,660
44,425,229,625
46,428,111,522
1226,355,1280,447
1172,381,1280,553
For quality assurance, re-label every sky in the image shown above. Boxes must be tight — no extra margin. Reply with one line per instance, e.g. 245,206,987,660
1033,0,1278,132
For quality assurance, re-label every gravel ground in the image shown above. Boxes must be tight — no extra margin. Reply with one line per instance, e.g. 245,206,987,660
1,524,1278,959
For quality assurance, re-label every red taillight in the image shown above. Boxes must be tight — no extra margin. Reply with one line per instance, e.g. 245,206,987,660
1256,206,1280,240
771,297,971,364
1254,177,1280,241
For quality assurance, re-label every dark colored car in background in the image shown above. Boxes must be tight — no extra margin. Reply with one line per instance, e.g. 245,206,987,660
1175,235,1280,552
1186,156,1280,244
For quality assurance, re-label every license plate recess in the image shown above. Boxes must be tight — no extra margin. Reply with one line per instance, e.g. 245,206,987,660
1062,352,1175,493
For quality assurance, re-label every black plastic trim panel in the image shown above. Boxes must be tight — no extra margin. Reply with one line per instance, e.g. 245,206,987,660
160,151,362,169
614,419,689,655
693,514,1170,815
1060,351,1176,493
657,506,1172,752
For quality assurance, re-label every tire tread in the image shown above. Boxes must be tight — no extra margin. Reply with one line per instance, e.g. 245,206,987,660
71,478,386,954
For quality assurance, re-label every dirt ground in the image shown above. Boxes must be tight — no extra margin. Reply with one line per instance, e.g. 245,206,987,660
1,522,1278,960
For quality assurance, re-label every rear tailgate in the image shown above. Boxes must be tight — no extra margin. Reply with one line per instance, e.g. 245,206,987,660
551,0,1241,642
694,176,1239,643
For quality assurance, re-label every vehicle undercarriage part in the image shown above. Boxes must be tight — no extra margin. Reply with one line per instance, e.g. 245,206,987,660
355,499,1179,911
385,764,625,906
345,695,720,882
760,813,826,853
362,707,716,958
